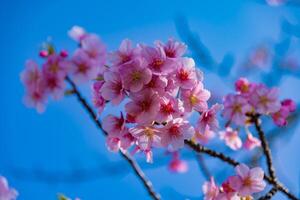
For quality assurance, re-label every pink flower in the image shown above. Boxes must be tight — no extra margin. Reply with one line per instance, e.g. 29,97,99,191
110,39,139,66
42,54,69,77
0,176,18,200
243,133,261,150
92,80,106,114
157,38,187,58
100,71,125,105
23,85,47,113
68,25,86,42
194,125,215,145
120,59,152,92
281,99,296,112
71,49,99,83
160,118,195,150
229,164,266,197
165,78,179,97
81,34,106,68
223,94,252,125
202,177,219,200
181,82,210,112
41,73,65,99
156,96,184,123
218,179,239,200
271,105,290,127
106,128,134,152
144,75,168,95
235,78,255,96
174,58,197,89
197,104,223,133
249,84,280,114
142,45,175,75
103,113,125,137
130,125,161,150
125,90,160,124
20,60,42,90
219,127,242,150
168,152,188,173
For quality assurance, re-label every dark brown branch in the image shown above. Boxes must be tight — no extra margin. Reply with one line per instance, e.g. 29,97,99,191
184,140,299,200
65,76,161,200
251,114,277,181
258,187,278,200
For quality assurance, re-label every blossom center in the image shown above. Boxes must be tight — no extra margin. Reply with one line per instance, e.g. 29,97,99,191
161,102,174,114
78,64,88,73
151,59,163,69
178,69,189,81
189,95,198,105
131,71,141,81
169,125,180,137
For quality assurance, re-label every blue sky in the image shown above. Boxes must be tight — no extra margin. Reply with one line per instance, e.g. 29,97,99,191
1,0,300,199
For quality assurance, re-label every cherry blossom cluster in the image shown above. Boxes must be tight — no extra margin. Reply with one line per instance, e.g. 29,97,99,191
21,26,106,112
94,38,213,162
223,77,296,127
203,164,266,200
0,176,18,200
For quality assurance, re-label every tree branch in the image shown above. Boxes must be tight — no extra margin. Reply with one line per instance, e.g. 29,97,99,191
251,114,277,181
65,76,161,200
184,140,298,200
258,187,278,200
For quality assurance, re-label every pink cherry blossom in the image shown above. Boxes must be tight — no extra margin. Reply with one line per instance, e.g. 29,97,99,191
142,45,175,75
119,59,152,92
218,179,239,200
174,58,197,89
100,71,125,105
81,34,106,68
41,73,65,99
103,113,125,137
20,60,42,90
125,90,160,124
156,96,184,123
23,84,47,113
271,105,290,127
281,99,296,112
106,128,134,152
168,152,188,173
235,77,255,96
71,49,99,83
109,39,139,66
68,25,86,42
249,84,280,114
92,80,106,114
219,127,242,150
229,164,266,197
157,38,187,58
202,177,219,200
223,94,252,125
0,176,18,200
130,125,161,150
160,118,195,151
197,103,223,133
144,75,168,95
42,54,69,77
181,82,210,112
243,133,261,150
194,125,215,145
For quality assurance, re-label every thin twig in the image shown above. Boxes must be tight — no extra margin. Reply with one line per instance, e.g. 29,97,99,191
65,76,161,200
184,140,299,200
251,114,277,181
258,187,278,200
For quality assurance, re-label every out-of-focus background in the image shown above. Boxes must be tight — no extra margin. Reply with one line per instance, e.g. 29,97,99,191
1,0,300,199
